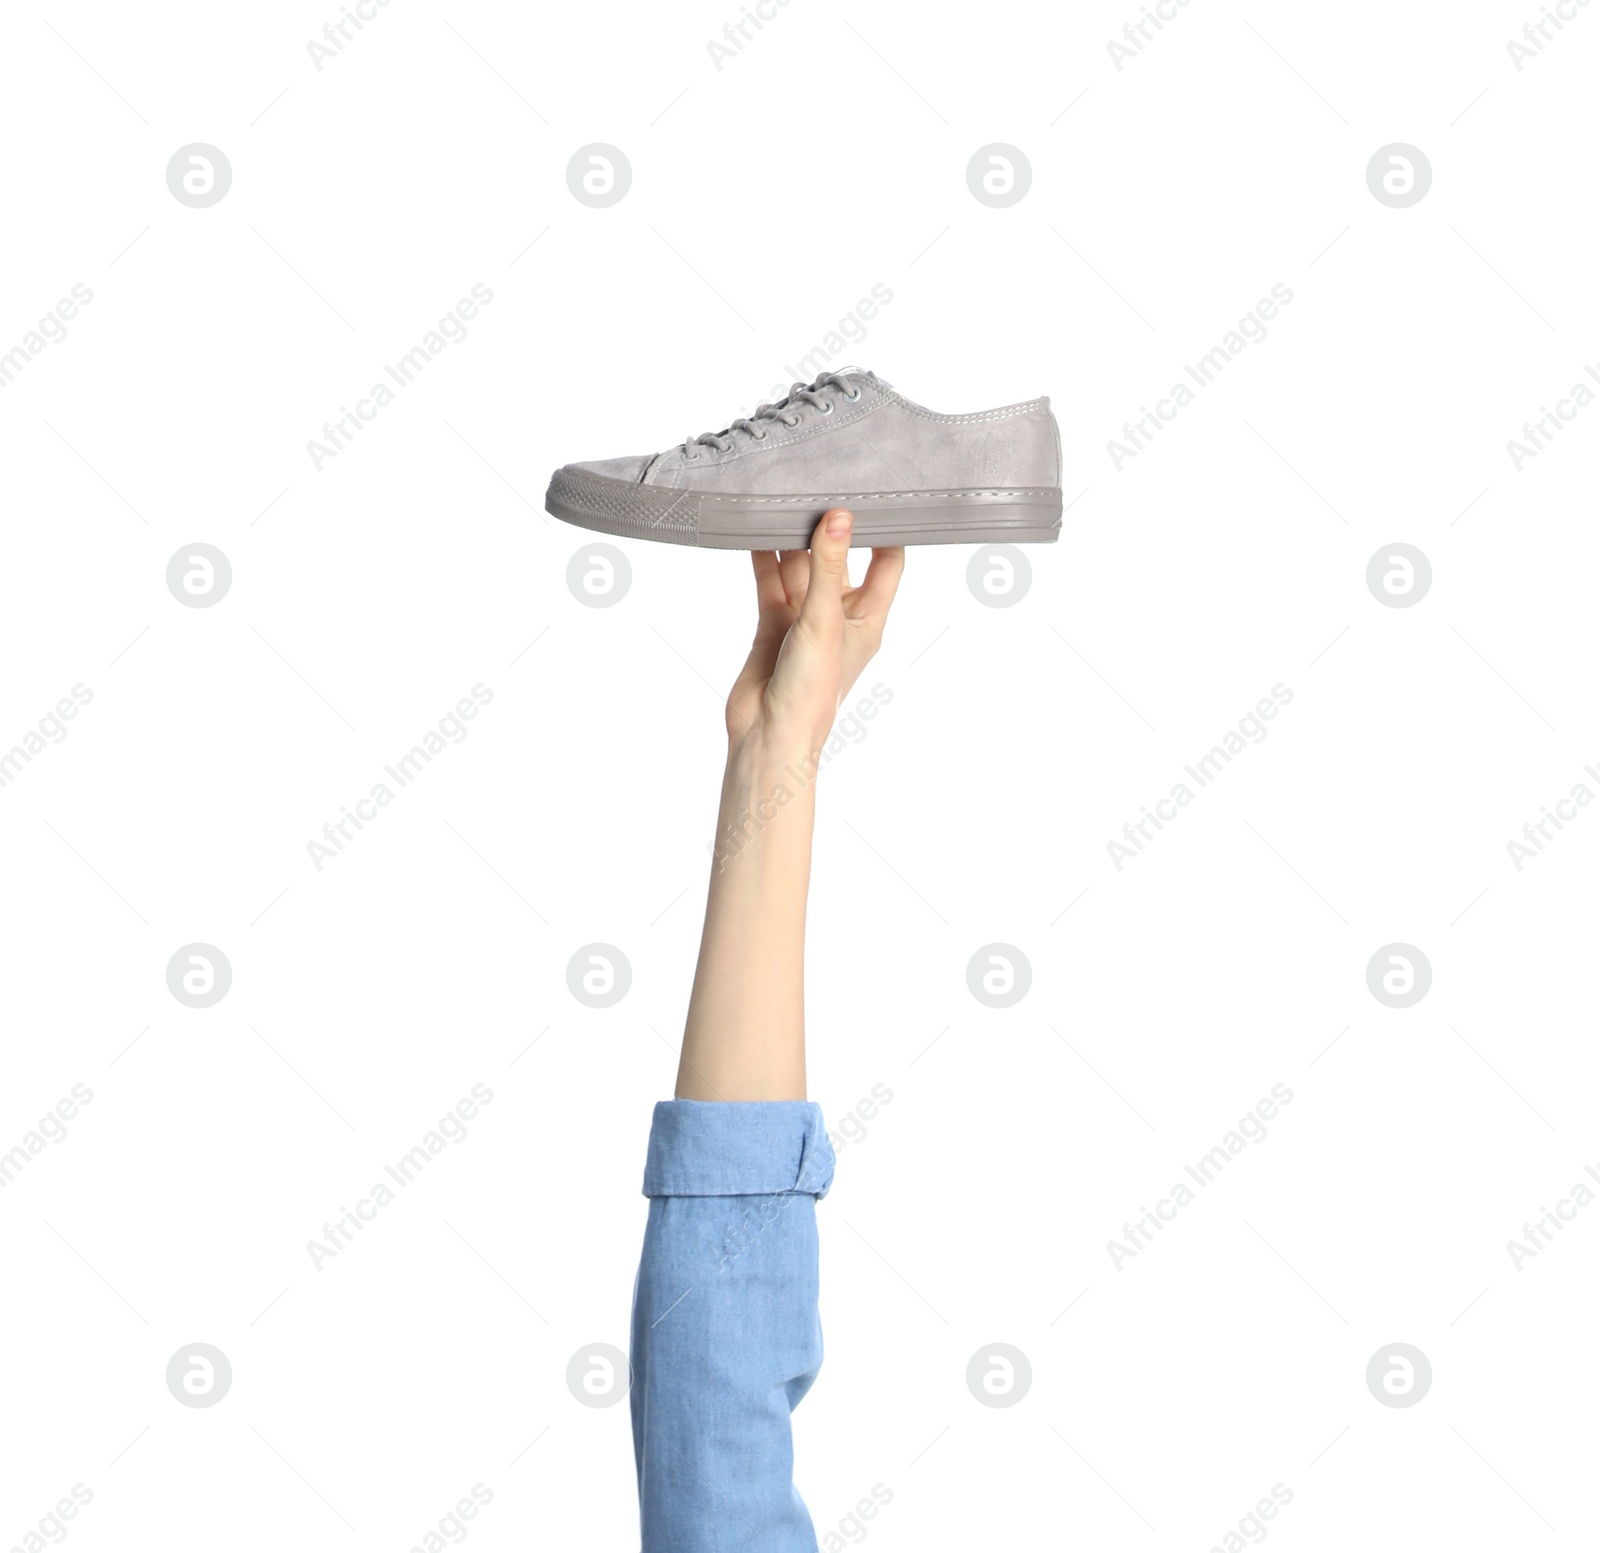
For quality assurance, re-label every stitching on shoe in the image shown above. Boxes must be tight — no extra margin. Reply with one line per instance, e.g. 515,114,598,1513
700,489,1060,504
880,391,1050,424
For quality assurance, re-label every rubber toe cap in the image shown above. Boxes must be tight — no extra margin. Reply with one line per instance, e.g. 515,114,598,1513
566,454,654,483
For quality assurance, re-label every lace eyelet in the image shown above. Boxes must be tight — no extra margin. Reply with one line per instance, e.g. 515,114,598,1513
784,415,800,428
820,400,834,414
843,386,861,402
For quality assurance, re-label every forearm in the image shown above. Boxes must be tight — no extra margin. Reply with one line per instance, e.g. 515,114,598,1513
676,735,821,1101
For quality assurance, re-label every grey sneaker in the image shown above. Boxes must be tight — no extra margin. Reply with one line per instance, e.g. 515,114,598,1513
545,369,1062,548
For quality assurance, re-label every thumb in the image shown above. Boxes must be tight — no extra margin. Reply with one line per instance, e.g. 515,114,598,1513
798,509,852,633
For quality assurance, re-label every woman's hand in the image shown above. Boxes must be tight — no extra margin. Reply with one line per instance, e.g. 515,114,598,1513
725,510,905,759
674,510,905,1101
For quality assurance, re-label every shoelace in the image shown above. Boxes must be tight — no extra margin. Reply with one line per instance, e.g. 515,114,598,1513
682,371,861,459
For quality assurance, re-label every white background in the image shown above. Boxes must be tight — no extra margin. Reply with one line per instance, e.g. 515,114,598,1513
3,1,1598,1548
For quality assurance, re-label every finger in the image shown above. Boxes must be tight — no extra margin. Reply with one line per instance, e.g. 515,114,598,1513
846,545,906,623
797,508,852,635
750,556,789,661
777,548,811,609
751,550,788,615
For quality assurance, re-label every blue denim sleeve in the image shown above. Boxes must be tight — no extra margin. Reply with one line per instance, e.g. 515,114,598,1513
630,1099,836,1553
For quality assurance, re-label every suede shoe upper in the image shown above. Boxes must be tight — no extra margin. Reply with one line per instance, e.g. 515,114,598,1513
569,370,1059,496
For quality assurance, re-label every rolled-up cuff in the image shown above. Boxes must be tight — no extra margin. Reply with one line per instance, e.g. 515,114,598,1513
642,1099,835,1200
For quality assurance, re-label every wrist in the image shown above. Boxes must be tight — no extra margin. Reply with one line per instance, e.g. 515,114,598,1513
712,733,822,879
722,736,824,811
726,722,830,785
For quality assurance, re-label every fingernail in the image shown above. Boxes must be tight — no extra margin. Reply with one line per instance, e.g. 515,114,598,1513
827,511,852,537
